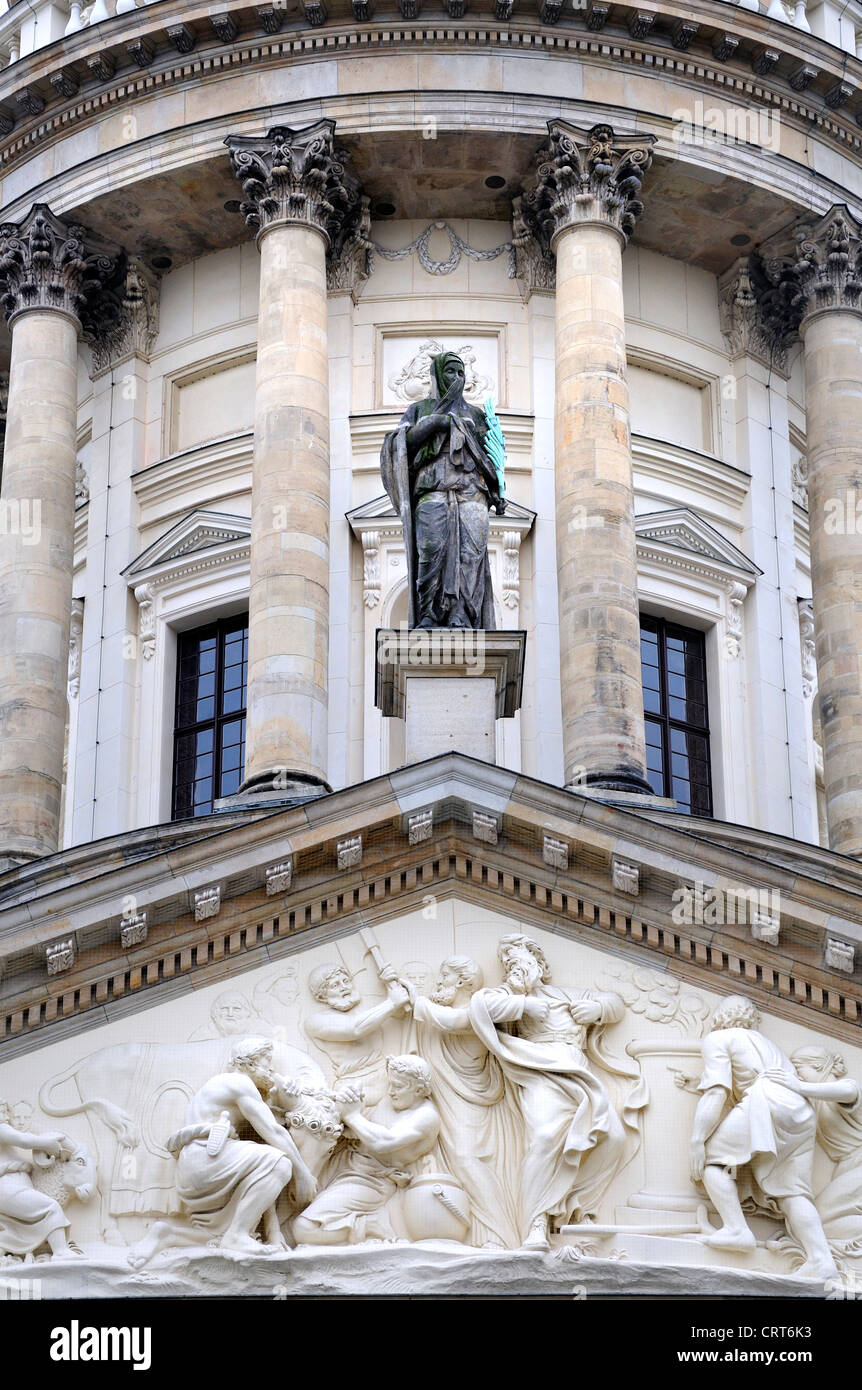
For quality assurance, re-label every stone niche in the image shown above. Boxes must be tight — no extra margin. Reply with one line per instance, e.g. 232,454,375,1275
1,902,859,1299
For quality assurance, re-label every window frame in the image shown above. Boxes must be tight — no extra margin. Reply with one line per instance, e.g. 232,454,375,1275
640,613,713,817
171,614,249,820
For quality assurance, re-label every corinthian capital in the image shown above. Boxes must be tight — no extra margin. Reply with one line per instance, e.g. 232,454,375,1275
793,205,862,320
511,195,556,298
719,256,797,371
224,120,362,252
520,121,656,254
86,257,161,376
326,194,372,299
0,204,123,328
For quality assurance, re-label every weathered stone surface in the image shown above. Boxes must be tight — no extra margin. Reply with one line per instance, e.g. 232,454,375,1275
792,207,862,855
0,305,83,862
522,124,655,792
242,218,331,790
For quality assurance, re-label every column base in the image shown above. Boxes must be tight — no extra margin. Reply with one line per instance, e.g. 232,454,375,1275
578,770,657,795
571,784,677,811
0,851,38,875
214,769,332,813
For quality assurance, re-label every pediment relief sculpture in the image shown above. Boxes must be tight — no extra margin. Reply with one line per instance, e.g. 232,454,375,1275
2,915,861,1295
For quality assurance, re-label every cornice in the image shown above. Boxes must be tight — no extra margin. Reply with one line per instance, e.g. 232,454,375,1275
2,2,862,184
0,753,860,1054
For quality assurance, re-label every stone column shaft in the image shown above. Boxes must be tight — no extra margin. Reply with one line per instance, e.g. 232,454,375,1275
247,219,331,789
793,211,862,853
226,122,363,795
0,308,79,864
523,122,655,792
0,204,121,865
786,207,862,854
554,220,649,790
805,307,862,854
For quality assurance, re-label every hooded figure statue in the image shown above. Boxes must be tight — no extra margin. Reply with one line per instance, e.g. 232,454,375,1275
380,351,505,629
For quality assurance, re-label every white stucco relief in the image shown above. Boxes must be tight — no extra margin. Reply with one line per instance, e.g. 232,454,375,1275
2,907,860,1295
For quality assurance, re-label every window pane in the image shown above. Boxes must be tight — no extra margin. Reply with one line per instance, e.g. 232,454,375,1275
640,617,711,819
646,744,664,773
173,616,248,822
646,768,665,796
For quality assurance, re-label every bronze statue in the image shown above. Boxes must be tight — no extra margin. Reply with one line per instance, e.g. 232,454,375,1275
380,351,506,630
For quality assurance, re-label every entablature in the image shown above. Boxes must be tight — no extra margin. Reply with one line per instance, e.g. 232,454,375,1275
0,754,860,1056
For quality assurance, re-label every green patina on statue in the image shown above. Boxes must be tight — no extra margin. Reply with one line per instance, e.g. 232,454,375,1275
380,351,507,630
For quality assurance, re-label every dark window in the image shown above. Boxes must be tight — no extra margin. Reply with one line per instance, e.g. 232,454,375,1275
172,617,248,819
640,616,712,816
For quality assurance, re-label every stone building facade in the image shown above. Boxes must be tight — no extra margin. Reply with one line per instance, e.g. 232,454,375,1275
0,0,861,1298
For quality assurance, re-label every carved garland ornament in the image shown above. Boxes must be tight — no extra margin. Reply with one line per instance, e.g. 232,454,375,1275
370,220,515,278
798,598,817,700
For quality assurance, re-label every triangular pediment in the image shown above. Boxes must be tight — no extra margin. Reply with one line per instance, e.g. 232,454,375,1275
635,507,761,577
2,753,862,1294
123,510,252,580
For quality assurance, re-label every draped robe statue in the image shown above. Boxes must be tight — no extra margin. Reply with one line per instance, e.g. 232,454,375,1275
380,351,505,629
468,935,647,1248
409,956,522,1249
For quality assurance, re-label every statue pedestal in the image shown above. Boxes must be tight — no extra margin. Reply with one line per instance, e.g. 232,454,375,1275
375,628,526,764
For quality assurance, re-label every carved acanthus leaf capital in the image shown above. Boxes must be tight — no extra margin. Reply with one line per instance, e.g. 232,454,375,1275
511,195,556,298
0,204,124,329
724,251,805,371
225,120,363,255
793,205,862,321
520,121,655,255
326,194,373,298
86,257,161,375
718,256,794,370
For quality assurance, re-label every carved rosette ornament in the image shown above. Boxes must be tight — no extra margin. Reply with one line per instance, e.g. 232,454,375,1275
224,120,364,261
520,121,656,255
0,204,123,329
792,205,862,322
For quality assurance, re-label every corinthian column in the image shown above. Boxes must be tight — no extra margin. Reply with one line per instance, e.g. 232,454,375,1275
791,206,862,855
225,122,362,796
522,122,656,793
0,204,122,866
